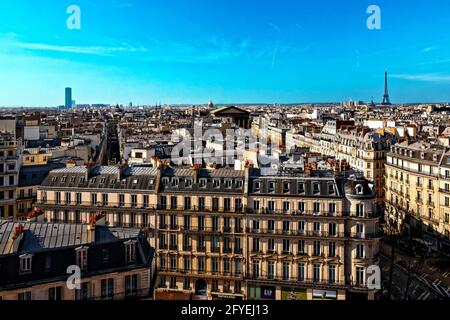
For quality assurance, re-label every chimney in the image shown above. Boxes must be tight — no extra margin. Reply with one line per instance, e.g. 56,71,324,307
305,162,311,177
27,207,45,223
87,212,106,243
66,160,77,168
193,163,201,183
150,156,160,169
8,224,25,253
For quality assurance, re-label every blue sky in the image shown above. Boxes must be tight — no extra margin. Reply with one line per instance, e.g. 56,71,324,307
1,0,450,106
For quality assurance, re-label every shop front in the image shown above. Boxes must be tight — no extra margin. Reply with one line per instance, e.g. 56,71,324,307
281,287,307,300
248,285,276,300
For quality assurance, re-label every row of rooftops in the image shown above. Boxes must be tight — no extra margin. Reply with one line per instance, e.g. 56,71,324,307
388,141,450,165
40,163,374,198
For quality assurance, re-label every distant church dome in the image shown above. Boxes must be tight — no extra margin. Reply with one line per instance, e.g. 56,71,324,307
208,100,214,108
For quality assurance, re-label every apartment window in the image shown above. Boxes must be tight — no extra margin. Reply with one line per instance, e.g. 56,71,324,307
76,193,82,205
170,214,178,229
356,223,365,237
211,236,219,252
211,257,219,273
198,197,205,210
313,264,321,282
313,221,321,235
184,197,191,209
101,193,108,206
234,259,242,275
223,258,231,274
268,220,275,233
252,260,260,278
118,194,125,207
212,198,219,211
183,234,191,250
198,235,205,251
184,278,190,290
75,247,88,270
328,265,336,283
298,182,305,193
56,192,61,204
328,203,336,214
267,238,275,253
328,242,336,257
101,249,110,264
268,181,275,192
328,184,335,194
44,256,52,272
298,240,305,254
198,216,205,231
159,276,166,288
313,183,320,194
125,241,136,264
131,195,137,207
75,282,90,300
224,198,231,211
212,280,219,292
328,223,337,236
298,221,305,235
235,198,242,212
252,219,260,232
170,255,177,271
356,203,364,217
253,200,260,212
313,241,321,256
125,274,138,297
183,256,191,272
170,196,177,209
445,197,450,207
9,176,14,185
91,193,97,205
198,257,205,272
356,244,365,259
282,262,290,280
445,213,450,224
283,201,290,212
253,238,260,253
313,202,320,214
19,254,33,274
18,292,32,301
282,220,290,234
268,201,275,212
159,254,166,270
282,239,290,254
65,192,72,205
159,214,167,229
283,182,290,193
297,263,305,281
298,202,305,213
356,267,365,286
235,217,242,232
48,287,63,300
183,215,190,229
101,279,114,299
143,195,149,208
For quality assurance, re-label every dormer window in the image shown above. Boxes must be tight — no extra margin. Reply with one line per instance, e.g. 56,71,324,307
90,178,96,184
433,154,438,161
185,179,192,187
213,179,220,188
70,176,76,183
268,181,276,192
61,176,67,183
171,178,179,187
79,177,85,183
162,177,169,186
133,179,139,185
225,179,232,189
125,240,137,264
100,178,106,184
298,182,305,194
19,254,33,274
355,184,364,195
75,247,88,270
51,176,58,182
254,181,261,191
121,179,126,185
236,180,243,188
421,152,425,160
199,178,207,188
110,179,116,184
313,183,320,194
328,183,335,194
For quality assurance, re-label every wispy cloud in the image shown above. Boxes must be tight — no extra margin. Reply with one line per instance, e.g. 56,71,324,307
14,42,147,56
391,73,450,83
423,46,438,52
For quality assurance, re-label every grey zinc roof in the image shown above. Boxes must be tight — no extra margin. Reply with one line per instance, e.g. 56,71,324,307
0,220,141,256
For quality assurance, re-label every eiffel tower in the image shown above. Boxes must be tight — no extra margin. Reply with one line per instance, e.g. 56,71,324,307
382,71,391,105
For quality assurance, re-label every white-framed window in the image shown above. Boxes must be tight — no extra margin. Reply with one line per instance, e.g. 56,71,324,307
75,247,88,270
19,254,33,274
125,240,137,264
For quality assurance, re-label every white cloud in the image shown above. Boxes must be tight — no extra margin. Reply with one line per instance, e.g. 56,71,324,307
391,73,450,83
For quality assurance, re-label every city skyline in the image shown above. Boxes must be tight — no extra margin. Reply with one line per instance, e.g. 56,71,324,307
1,0,450,106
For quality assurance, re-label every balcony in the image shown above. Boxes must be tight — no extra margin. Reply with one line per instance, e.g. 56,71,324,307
246,228,346,238
246,275,346,287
